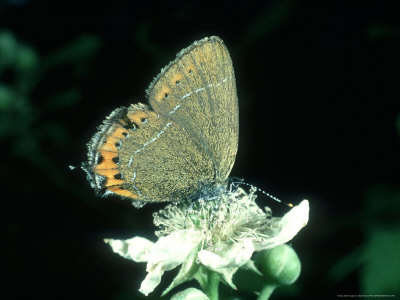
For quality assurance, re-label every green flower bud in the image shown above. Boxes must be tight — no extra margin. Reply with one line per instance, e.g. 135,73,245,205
255,244,301,285
171,288,210,300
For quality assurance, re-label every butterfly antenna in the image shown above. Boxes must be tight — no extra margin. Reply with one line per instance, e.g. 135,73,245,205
230,178,293,207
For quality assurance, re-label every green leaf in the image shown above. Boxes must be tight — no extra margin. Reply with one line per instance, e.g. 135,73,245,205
361,226,400,295
44,34,102,69
328,245,364,282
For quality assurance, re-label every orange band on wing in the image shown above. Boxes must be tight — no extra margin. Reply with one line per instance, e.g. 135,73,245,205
95,168,119,177
100,138,119,152
171,73,183,85
111,127,128,139
105,178,124,187
94,167,124,188
93,124,129,190
108,187,139,199
95,151,118,170
127,110,148,124
155,87,172,102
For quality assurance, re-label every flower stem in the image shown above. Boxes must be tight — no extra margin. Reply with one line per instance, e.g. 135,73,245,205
205,270,220,300
257,284,277,300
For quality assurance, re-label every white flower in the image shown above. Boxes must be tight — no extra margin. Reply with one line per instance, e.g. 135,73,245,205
104,187,309,296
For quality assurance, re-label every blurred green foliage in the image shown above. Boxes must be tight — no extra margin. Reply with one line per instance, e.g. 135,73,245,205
367,24,400,41
362,184,400,294
0,29,101,198
396,113,400,136
329,183,400,295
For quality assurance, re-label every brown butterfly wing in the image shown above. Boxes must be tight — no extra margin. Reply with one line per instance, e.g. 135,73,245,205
84,36,238,205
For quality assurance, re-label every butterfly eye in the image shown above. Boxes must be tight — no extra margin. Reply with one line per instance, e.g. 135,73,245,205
175,80,181,85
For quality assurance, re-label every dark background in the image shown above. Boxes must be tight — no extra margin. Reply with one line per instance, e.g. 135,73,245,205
2,1,400,299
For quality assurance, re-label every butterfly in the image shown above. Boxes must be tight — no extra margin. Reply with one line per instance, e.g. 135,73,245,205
82,36,238,207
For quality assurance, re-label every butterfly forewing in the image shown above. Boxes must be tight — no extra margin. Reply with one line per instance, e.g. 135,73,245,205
147,36,239,182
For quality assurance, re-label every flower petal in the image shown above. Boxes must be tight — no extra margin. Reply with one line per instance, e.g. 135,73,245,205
140,229,202,295
162,246,200,296
104,237,153,262
198,238,254,270
256,199,309,251
147,229,202,272
139,264,163,296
